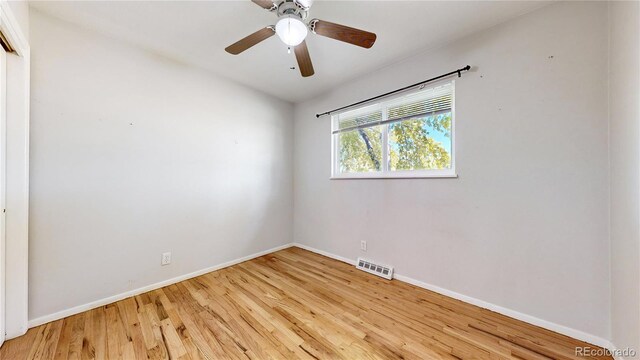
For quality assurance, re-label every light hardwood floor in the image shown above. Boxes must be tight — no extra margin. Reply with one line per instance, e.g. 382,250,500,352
1,247,611,359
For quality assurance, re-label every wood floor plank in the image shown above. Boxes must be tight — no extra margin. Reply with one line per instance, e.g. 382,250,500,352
1,247,613,360
53,315,73,360
66,313,86,360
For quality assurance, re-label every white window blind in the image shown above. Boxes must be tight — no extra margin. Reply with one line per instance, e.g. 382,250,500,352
333,104,382,133
332,83,453,134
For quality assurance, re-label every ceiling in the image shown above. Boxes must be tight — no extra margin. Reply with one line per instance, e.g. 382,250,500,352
30,1,549,103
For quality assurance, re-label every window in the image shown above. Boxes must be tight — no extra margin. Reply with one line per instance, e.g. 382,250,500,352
331,81,456,179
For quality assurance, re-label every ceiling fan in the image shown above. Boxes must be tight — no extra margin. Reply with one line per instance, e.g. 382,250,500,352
225,0,377,78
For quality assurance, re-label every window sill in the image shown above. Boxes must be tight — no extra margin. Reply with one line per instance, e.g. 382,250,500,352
330,172,458,180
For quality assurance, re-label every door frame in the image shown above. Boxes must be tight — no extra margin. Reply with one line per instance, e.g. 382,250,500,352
0,40,5,348
0,1,29,343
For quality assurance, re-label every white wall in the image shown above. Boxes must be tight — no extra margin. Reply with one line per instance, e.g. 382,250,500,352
294,1,610,342
28,10,293,321
609,1,640,358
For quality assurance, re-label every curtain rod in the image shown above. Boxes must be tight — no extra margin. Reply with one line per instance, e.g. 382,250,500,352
315,65,471,118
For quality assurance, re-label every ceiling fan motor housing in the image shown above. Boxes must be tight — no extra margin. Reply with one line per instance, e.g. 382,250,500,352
277,0,309,21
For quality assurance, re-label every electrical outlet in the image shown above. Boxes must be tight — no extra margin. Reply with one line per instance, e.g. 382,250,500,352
161,252,171,266
360,240,367,251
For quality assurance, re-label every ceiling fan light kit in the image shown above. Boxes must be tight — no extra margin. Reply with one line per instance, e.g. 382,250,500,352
275,16,307,46
225,0,377,77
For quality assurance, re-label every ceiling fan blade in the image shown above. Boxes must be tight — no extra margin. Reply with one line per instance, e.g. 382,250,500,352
294,41,314,77
251,0,275,10
225,27,275,55
311,19,376,49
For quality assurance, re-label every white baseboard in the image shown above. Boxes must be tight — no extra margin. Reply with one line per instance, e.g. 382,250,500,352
291,243,613,351
26,243,294,330
293,243,357,266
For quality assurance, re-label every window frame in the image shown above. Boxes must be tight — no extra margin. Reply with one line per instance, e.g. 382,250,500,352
330,81,457,179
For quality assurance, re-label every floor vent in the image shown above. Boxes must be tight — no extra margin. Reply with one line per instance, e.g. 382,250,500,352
356,258,393,280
